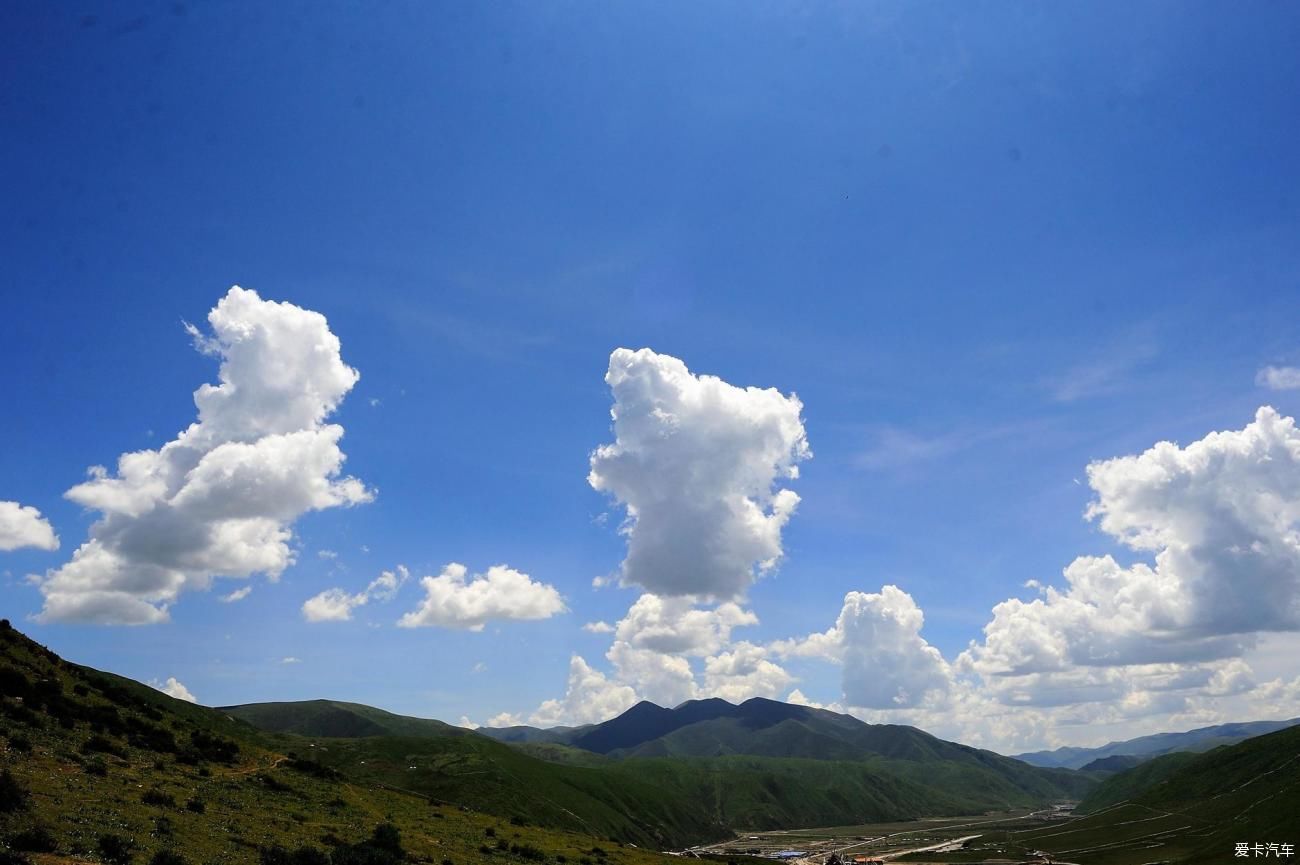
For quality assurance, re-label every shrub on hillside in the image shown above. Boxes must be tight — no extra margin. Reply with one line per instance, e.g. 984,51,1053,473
149,851,187,865
97,833,136,865
0,769,29,812
141,788,176,807
0,850,31,865
9,825,57,853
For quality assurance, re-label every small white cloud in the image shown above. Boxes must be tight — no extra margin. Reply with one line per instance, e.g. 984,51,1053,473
471,661,487,673
457,715,476,729
591,575,611,589
486,711,525,728
0,501,59,552
303,565,410,622
281,656,301,664
318,549,339,560
369,398,381,407
302,587,367,622
583,620,615,634
220,586,253,603
151,676,197,703
1257,365,1300,391
397,563,565,631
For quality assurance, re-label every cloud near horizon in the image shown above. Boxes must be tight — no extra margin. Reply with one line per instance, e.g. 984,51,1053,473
511,404,1300,751
33,287,372,625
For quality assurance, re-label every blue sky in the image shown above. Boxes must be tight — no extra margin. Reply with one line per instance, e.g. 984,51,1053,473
4,1,1300,752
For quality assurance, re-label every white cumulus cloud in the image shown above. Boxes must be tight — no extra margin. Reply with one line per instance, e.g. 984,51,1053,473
397,563,565,631
220,586,253,603
773,585,952,709
34,287,372,624
0,501,59,552
963,406,1300,695
529,656,639,727
589,348,810,600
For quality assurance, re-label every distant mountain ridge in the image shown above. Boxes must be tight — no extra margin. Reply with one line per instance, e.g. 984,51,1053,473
230,693,1095,824
1011,717,1300,769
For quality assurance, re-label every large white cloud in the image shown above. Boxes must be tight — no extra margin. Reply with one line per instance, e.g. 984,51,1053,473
964,406,1300,692
397,563,565,631
35,287,372,624
589,348,811,600
303,566,409,622
773,586,953,709
0,501,59,552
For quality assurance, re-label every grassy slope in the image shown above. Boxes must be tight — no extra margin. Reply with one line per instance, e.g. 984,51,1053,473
1005,725,1300,865
0,621,690,865
221,700,466,740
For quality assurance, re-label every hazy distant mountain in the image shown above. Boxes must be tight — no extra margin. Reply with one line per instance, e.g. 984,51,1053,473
1012,717,1300,769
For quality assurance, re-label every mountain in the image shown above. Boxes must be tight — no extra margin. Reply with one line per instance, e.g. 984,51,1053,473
228,695,1094,830
253,693,1096,810
476,724,590,745
1077,753,1144,774
1011,717,1300,769
1007,724,1300,864
553,696,1093,800
0,619,709,864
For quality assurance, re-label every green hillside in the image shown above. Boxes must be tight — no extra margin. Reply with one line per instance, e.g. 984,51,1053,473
1074,750,1199,812
0,619,694,865
222,700,467,740
229,697,1093,832
936,724,1300,865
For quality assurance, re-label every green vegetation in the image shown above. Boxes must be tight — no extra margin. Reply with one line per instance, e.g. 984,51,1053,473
899,725,1300,865
232,694,1092,834
0,618,1098,864
0,619,704,864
